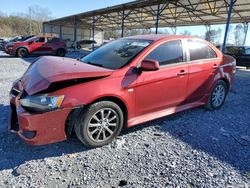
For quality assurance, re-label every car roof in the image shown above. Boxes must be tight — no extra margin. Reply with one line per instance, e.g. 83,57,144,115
123,34,195,41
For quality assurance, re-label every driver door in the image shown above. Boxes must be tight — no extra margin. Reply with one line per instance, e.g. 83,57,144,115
135,40,188,116
30,37,46,54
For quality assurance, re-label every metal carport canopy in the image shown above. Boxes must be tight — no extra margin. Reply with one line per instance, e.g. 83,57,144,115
44,0,250,30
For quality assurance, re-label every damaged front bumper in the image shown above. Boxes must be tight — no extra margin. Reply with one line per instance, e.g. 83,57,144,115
9,82,72,146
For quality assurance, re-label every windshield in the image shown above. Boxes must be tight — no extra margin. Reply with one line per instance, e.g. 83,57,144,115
81,39,152,69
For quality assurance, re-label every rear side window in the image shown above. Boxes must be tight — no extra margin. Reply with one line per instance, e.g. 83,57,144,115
34,37,45,43
187,40,217,61
145,40,183,66
47,37,60,43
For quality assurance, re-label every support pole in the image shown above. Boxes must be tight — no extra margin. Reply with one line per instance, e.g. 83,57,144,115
221,0,237,53
42,23,45,36
50,24,53,37
92,16,95,51
243,22,249,45
74,16,77,51
155,2,160,34
59,24,62,39
121,9,125,38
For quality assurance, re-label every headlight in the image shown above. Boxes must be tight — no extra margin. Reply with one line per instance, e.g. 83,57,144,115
20,95,64,113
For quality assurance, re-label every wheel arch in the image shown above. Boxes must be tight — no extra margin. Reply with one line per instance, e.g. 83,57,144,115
65,96,128,137
15,46,30,55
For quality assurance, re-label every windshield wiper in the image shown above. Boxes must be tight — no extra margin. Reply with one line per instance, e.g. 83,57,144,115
87,61,103,67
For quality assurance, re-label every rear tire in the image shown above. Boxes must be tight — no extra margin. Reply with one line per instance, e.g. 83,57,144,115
16,48,28,57
74,101,124,148
205,80,228,110
56,49,66,57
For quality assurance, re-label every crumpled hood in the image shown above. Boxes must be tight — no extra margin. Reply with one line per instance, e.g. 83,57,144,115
21,56,113,95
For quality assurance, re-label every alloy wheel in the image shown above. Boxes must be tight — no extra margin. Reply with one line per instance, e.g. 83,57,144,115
18,49,27,57
87,108,118,142
212,84,226,107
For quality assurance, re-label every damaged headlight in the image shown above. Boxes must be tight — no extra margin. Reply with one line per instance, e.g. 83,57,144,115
20,95,64,113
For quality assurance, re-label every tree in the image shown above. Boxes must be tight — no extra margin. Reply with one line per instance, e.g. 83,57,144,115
181,30,191,36
0,5,52,37
205,29,218,43
158,29,170,34
28,5,52,34
234,24,244,45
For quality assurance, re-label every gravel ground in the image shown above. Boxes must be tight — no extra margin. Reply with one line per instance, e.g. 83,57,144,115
0,51,249,188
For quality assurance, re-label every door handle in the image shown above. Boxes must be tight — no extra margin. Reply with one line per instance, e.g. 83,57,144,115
177,70,187,76
212,64,218,69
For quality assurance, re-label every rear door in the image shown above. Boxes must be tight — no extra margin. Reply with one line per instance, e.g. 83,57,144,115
135,40,189,116
41,37,54,53
184,39,220,103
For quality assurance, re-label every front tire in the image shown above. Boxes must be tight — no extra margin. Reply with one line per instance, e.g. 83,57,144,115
16,48,28,57
205,80,228,110
74,101,124,148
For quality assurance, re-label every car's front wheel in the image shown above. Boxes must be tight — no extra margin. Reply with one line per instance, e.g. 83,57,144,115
16,48,28,57
205,80,228,110
74,101,124,148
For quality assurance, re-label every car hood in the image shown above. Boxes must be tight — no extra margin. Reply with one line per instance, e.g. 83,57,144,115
7,41,25,46
21,56,113,95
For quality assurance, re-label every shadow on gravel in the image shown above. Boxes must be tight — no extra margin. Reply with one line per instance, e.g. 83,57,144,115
0,104,88,171
123,69,250,175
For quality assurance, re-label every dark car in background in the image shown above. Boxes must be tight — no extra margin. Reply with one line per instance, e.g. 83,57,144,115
2,35,35,51
0,38,5,50
5,36,67,57
217,45,250,68
71,39,97,49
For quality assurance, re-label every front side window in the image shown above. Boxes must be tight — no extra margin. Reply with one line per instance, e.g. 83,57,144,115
188,40,217,61
145,40,183,66
81,39,152,70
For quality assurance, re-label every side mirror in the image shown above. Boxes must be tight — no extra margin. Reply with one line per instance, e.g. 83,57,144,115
140,59,159,71
28,41,34,45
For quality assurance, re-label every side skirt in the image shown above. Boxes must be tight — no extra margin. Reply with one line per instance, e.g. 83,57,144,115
127,101,205,127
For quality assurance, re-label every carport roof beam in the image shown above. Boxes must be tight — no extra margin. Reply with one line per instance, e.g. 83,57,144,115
44,0,250,33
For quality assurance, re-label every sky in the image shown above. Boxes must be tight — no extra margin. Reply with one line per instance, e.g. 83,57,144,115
0,0,132,18
0,0,249,45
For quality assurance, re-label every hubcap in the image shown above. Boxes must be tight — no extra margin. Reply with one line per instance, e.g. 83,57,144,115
87,108,118,142
212,84,225,107
19,49,27,57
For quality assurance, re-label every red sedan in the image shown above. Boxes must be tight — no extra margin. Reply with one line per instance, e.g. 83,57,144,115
9,35,236,148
